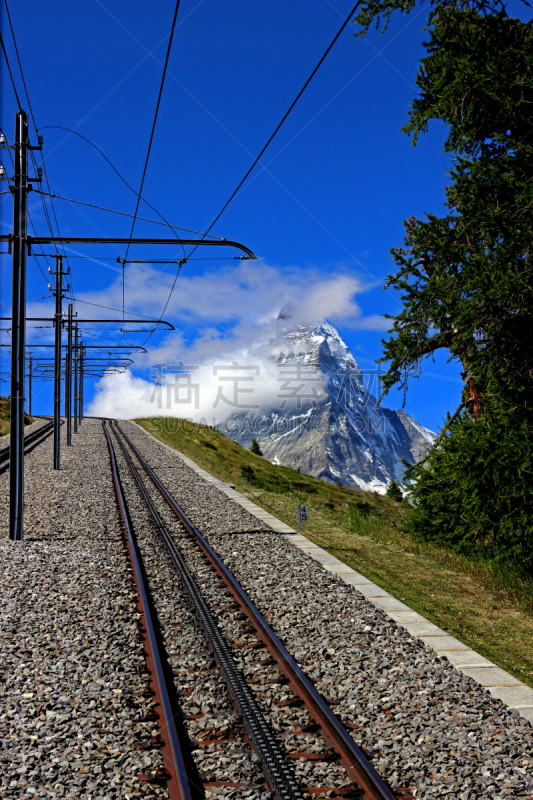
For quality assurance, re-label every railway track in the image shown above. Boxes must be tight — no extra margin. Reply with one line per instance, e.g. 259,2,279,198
103,418,404,800
0,419,55,475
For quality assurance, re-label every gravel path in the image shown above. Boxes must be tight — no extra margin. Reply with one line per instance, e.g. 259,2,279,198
121,421,533,800
0,420,168,800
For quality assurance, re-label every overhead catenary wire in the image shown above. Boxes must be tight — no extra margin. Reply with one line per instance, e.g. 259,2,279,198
33,190,223,239
3,0,75,302
140,0,361,348
28,210,55,282
0,296,52,309
0,28,22,108
124,0,182,262
38,127,200,247
71,297,160,319
118,0,182,343
191,0,361,250
3,0,37,129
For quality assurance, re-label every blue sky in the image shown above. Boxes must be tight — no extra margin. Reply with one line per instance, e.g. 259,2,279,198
2,0,524,430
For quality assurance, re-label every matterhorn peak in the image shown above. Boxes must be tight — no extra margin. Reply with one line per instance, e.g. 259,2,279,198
220,314,436,493
277,300,296,321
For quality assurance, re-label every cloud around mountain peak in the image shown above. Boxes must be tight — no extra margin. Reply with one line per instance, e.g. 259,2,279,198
87,261,389,422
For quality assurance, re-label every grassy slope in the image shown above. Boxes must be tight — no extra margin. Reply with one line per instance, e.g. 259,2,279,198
137,416,533,688
0,396,33,437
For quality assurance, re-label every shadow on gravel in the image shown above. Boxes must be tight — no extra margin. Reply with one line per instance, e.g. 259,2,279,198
22,536,78,543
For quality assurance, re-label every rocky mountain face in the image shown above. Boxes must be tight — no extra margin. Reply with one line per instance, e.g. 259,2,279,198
220,306,436,493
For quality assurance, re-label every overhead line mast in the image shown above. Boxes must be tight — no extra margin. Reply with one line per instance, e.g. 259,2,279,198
4,110,42,541
0,2,262,543
51,254,66,469
0,219,255,536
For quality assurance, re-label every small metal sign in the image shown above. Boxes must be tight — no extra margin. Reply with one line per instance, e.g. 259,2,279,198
298,505,309,533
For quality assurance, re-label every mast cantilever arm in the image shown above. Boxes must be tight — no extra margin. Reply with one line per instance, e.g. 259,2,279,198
15,236,257,259
0,318,175,331
0,345,149,353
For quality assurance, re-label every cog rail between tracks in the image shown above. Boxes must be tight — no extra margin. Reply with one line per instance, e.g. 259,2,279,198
109,418,399,800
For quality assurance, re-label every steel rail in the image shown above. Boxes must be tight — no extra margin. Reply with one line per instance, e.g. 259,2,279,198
0,419,55,474
109,421,303,800
101,420,193,800
114,421,398,800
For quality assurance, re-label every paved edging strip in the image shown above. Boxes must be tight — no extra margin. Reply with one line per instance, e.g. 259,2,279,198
282,532,533,724
130,421,533,726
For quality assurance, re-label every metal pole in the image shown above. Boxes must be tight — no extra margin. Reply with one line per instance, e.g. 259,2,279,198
66,304,72,446
73,324,78,434
64,355,68,426
79,341,84,424
28,355,32,417
53,255,63,470
9,111,28,542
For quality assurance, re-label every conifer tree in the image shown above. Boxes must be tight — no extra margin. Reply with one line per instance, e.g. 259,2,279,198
386,480,403,503
378,10,533,409
351,0,533,569
250,438,263,456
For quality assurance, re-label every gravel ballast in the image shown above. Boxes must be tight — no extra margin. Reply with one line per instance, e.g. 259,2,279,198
109,423,356,798
0,417,51,450
1,416,532,800
120,420,533,799
0,420,168,799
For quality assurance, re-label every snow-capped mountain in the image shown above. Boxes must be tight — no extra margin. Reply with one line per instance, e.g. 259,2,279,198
221,304,436,493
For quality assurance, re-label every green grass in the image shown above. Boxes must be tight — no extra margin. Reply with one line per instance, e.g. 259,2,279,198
0,396,33,437
137,416,533,688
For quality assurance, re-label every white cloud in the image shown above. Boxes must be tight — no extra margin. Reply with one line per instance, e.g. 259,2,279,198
9,260,383,341
91,370,160,420
21,259,385,421
89,341,302,423
352,314,390,332
71,259,378,328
